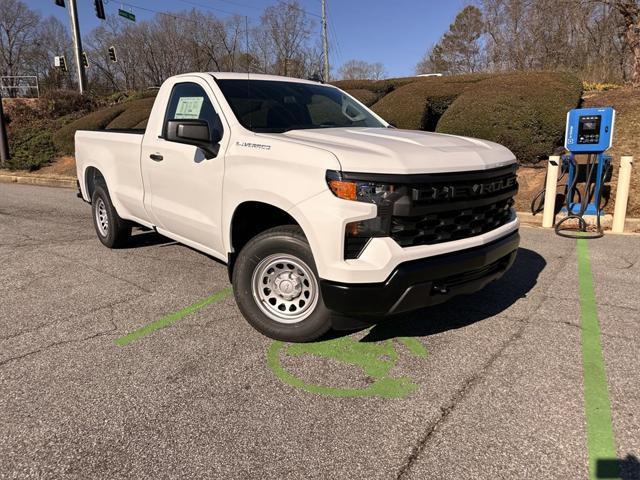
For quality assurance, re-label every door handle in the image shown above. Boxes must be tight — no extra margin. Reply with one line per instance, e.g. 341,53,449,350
150,153,163,161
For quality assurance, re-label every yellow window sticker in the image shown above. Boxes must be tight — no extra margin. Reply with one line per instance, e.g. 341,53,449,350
175,97,204,119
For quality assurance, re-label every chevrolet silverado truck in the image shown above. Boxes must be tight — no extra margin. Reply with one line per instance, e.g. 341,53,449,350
76,73,520,342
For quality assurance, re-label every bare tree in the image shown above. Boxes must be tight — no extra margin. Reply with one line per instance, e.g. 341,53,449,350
370,62,387,80
0,0,326,94
602,0,640,87
29,16,74,90
86,17,139,91
261,0,314,77
480,0,634,82
0,0,40,95
338,59,387,80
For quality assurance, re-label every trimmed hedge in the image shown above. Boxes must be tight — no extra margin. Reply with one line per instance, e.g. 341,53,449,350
370,74,490,130
3,99,65,170
437,72,582,163
106,96,156,129
7,123,56,171
345,89,380,106
106,88,158,104
40,89,96,118
332,77,415,96
52,93,159,154
53,103,128,155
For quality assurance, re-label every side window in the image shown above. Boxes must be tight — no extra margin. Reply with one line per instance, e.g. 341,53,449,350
164,82,223,139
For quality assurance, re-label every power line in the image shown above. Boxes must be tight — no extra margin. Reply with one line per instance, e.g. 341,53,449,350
326,3,343,65
116,0,320,23
114,1,200,24
331,28,342,61
328,27,342,65
105,0,330,74
179,0,247,18
206,0,322,18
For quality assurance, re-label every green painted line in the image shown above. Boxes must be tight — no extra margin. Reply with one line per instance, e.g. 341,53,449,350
577,238,619,480
267,335,427,398
114,287,233,346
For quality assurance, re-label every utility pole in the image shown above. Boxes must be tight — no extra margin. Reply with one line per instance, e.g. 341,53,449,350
66,0,88,94
0,87,9,166
321,0,329,82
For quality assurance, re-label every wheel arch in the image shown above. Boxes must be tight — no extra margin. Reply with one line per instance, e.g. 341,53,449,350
83,165,106,202
227,201,304,280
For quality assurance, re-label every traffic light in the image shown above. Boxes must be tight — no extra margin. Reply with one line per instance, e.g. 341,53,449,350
82,52,89,68
108,46,117,63
54,56,68,72
94,0,106,20
55,0,65,7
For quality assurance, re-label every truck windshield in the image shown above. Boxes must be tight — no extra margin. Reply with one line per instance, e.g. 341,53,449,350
215,79,386,133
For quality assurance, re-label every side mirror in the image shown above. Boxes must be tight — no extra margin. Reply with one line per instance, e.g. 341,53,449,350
210,127,222,144
165,119,221,157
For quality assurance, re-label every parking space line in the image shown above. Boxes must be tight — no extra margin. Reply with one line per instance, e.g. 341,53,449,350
577,239,619,480
114,287,233,346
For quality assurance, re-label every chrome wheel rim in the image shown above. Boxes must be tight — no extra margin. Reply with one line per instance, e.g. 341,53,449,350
251,254,319,324
95,198,109,237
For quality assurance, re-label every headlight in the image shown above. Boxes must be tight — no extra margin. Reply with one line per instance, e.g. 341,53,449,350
326,170,398,205
326,170,402,259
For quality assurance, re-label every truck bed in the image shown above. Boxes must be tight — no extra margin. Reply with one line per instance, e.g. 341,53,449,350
75,130,147,224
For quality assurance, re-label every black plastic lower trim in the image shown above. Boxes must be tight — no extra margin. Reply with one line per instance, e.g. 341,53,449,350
320,231,520,317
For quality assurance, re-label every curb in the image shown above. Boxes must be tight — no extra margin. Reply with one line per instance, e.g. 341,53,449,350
0,173,76,189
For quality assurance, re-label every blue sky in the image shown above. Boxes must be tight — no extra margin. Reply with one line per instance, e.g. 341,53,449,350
26,0,469,77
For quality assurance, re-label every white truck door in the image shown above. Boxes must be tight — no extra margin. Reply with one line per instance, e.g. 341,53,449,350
141,78,227,257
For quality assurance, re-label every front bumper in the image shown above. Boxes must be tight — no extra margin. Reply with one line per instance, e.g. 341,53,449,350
320,231,519,317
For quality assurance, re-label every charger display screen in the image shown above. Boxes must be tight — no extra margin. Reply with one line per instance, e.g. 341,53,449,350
577,115,601,144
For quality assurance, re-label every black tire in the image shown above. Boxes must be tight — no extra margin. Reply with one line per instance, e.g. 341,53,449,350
232,225,332,342
91,183,131,248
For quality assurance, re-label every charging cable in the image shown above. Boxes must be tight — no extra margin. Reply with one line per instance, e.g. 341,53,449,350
554,154,609,239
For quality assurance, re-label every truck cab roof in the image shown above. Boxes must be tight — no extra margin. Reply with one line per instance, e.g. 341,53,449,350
209,72,323,85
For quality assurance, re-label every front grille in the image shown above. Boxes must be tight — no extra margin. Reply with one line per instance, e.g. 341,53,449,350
391,166,517,248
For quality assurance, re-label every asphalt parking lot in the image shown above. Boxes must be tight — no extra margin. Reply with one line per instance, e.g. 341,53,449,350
1,182,639,479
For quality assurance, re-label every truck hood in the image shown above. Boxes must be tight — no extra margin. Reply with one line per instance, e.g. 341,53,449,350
268,127,516,174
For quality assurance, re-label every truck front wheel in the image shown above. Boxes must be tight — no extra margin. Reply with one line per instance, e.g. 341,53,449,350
232,225,332,342
91,184,131,248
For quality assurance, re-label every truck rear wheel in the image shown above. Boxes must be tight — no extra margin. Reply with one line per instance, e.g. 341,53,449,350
232,225,332,342
91,184,131,248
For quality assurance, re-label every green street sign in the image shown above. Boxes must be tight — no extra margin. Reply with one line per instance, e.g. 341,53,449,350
118,9,136,22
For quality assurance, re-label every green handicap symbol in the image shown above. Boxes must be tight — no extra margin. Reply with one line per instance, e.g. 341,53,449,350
267,335,427,398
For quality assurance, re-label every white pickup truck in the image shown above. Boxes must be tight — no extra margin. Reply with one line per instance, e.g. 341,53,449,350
76,72,520,342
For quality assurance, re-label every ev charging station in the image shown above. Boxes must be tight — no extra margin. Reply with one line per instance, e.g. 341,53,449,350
563,107,615,215
553,107,616,237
